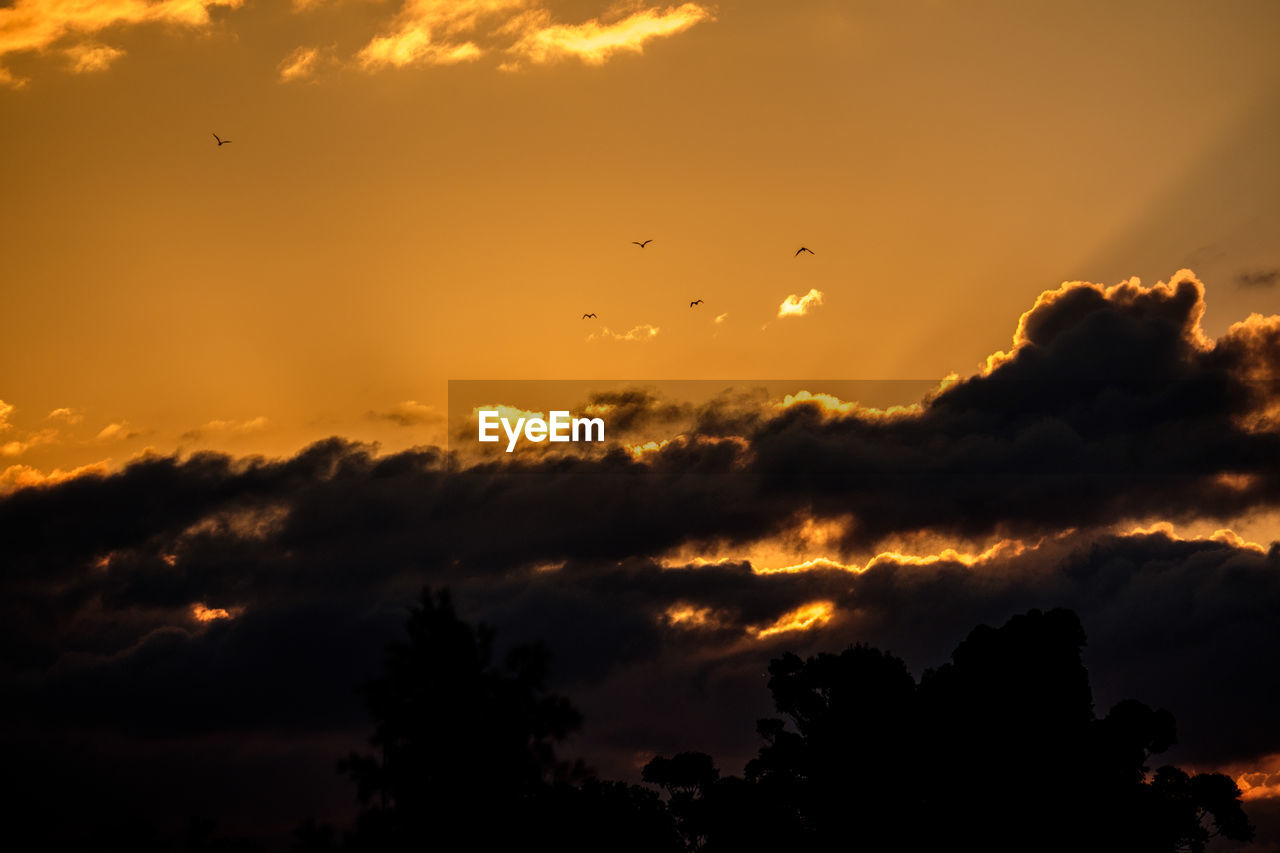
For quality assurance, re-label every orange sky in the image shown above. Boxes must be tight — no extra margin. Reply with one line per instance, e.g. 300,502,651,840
3,0,1279,479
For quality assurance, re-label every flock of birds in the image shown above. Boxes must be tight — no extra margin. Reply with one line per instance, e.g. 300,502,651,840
581,240,816,320
212,133,817,324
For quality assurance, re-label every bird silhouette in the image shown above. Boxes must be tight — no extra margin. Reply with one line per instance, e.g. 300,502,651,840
582,313,597,319
632,240,653,248
690,299,704,307
795,247,814,256
213,134,231,146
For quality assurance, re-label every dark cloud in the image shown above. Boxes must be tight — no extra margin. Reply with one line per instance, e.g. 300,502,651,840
1237,268,1280,288
752,276,1280,547
4,273,1280,843
581,388,693,434
6,526,1279,841
485,529,1280,771
8,275,1279,585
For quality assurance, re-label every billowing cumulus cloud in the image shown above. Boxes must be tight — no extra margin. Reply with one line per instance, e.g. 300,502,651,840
5,271,1280,841
7,271,1280,570
778,287,824,318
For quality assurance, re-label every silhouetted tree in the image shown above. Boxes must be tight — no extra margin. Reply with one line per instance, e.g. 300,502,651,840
643,754,801,853
527,778,683,853
643,752,719,848
318,596,1251,853
314,587,682,852
334,587,581,849
746,642,919,850
646,608,1254,853
916,607,1098,850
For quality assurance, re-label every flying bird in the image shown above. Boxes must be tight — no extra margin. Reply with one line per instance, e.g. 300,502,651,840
690,299,704,307
582,313,597,319
212,134,231,146
795,247,814,256
632,240,653,248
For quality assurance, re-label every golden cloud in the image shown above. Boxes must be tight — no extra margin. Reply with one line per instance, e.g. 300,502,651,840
625,438,671,459
1126,521,1268,555
0,459,110,493
752,601,835,639
0,428,59,458
278,45,321,82
772,390,926,425
46,407,83,424
587,324,660,342
95,421,139,442
356,1,712,71
192,603,233,622
504,2,713,67
1196,753,1280,802
662,603,722,630
356,0,527,70
368,400,441,427
777,288,824,318
470,403,546,424
64,42,124,73
181,416,269,442
0,0,243,85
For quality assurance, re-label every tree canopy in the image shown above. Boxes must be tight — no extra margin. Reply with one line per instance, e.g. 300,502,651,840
306,597,1253,853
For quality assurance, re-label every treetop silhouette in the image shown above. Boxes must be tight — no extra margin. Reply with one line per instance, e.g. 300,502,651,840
311,596,1252,853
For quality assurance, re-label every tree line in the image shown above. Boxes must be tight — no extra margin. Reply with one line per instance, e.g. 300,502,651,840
288,589,1254,853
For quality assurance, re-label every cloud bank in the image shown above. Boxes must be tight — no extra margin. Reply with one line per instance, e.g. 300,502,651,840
4,270,1280,842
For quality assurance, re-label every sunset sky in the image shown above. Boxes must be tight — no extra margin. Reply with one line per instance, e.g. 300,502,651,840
3,0,1280,477
5,2,1280,849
